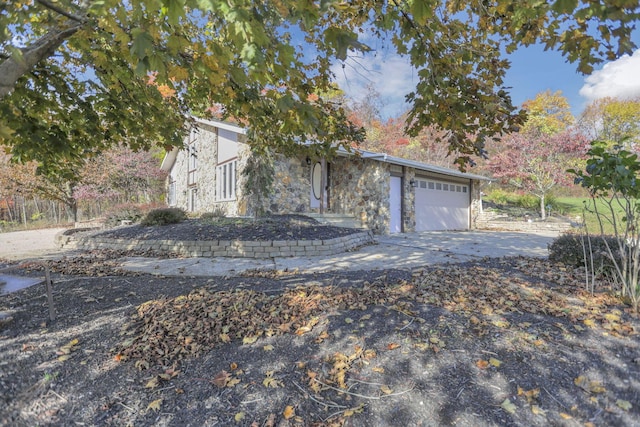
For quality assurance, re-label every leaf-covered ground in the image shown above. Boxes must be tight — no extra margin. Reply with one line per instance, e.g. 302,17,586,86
1,255,639,426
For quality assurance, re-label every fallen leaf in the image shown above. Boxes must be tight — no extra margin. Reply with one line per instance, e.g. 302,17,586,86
531,405,545,415
501,398,517,414
380,384,393,394
616,399,632,411
263,371,283,388
492,319,510,328
212,371,230,388
283,405,295,419
145,377,159,389
242,335,259,345
343,403,365,417
476,359,489,369
489,358,502,367
147,398,162,412
227,377,241,388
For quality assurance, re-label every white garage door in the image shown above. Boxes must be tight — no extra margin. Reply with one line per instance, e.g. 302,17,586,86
415,179,469,231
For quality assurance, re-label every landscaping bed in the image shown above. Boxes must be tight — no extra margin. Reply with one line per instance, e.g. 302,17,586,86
1,247,639,426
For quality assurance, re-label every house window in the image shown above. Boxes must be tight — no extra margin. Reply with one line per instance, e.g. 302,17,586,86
168,179,177,206
188,141,198,186
188,188,197,211
216,160,237,201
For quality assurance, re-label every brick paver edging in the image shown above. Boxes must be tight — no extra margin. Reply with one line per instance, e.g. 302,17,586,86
55,229,374,258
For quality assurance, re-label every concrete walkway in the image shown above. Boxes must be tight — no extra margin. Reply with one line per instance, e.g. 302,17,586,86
121,230,558,276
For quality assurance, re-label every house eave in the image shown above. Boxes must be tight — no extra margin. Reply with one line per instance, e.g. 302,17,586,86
161,147,179,172
336,147,490,182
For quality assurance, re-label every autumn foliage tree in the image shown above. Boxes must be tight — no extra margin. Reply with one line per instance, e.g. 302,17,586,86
488,129,588,218
579,97,640,148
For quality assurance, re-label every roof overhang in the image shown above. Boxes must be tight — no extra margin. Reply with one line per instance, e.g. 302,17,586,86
335,146,490,181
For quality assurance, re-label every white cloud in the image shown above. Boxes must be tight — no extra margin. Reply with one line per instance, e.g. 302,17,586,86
331,51,416,119
579,49,640,101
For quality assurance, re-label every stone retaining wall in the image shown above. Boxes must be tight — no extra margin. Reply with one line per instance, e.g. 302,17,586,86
56,230,374,259
476,219,575,233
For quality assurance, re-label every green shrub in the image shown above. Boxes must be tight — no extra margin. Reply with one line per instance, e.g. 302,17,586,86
141,207,187,226
484,188,510,205
105,204,144,227
548,232,622,274
513,193,538,209
200,207,226,221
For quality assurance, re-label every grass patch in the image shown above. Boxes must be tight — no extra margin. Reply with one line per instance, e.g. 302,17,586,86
554,197,628,235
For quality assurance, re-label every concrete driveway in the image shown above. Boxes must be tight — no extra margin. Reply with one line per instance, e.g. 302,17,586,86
0,227,558,276
121,230,558,276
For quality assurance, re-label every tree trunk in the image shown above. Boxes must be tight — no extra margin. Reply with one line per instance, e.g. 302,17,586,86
539,194,546,220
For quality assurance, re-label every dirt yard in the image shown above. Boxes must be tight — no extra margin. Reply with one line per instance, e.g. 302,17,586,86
1,219,639,426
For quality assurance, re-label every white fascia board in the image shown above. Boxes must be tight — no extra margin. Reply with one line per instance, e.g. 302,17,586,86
193,117,246,135
160,147,179,172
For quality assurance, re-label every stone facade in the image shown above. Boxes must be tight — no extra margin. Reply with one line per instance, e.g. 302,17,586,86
165,119,486,234
330,157,386,233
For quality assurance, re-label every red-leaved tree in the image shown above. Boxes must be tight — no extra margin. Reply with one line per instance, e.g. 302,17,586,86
487,129,589,218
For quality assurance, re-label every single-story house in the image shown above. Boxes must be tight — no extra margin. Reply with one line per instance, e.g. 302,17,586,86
161,117,489,234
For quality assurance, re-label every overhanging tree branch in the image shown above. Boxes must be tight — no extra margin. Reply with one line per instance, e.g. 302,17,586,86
36,0,87,23
0,21,85,98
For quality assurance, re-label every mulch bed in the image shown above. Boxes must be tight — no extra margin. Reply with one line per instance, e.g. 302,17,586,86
1,219,639,426
93,215,361,242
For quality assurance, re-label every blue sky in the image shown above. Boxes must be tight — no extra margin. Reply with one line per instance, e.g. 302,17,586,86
331,31,640,120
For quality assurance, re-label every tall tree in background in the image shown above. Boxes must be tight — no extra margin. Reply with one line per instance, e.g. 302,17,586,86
521,90,575,135
488,129,589,218
487,91,588,218
579,97,640,148
1,0,638,173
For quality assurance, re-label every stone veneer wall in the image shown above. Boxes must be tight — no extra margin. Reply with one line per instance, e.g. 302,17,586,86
330,157,391,234
56,230,374,259
402,167,416,232
265,154,311,214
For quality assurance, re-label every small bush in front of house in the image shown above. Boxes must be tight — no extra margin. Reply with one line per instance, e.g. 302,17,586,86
141,208,187,226
200,207,226,222
105,204,145,227
548,232,622,274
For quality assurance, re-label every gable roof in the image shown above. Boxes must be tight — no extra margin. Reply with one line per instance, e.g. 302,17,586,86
160,117,490,181
342,147,490,181
160,117,246,172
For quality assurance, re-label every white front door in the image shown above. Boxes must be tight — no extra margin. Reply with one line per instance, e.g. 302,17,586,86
310,162,327,209
390,176,402,233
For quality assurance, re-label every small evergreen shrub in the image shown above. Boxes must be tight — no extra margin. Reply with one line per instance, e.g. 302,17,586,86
548,232,622,273
105,204,144,227
141,208,187,226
